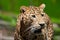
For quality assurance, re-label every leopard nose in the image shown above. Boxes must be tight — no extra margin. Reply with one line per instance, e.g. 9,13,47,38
39,24,45,27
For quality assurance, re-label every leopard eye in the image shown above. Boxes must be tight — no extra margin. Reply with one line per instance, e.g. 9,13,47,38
32,15,36,18
41,14,44,16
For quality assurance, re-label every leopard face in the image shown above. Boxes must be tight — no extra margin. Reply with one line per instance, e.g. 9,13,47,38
14,4,53,40
20,4,48,34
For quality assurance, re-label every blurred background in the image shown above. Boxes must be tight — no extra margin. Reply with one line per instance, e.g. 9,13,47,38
0,0,60,40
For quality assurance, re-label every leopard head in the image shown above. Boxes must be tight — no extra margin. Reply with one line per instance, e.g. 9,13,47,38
18,4,51,40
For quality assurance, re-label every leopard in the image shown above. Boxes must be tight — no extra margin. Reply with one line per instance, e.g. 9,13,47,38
14,4,53,40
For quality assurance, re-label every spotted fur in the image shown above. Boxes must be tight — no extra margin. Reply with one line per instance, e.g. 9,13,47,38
14,4,53,40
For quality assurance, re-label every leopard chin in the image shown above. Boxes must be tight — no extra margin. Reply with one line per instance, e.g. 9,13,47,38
23,32,44,40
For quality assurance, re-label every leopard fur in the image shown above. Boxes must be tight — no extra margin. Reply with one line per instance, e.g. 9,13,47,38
14,4,53,40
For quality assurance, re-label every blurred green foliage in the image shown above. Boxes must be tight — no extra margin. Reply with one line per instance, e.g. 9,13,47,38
0,13,17,26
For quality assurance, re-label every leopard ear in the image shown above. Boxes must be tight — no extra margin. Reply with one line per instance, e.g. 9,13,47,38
20,6,28,13
39,4,45,11
39,4,45,9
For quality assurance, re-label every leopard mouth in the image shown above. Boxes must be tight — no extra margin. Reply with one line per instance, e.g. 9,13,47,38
23,26,44,36
22,26,43,40
34,29,42,34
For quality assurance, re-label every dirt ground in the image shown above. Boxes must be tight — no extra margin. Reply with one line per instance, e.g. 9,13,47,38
0,29,14,40
0,20,14,40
